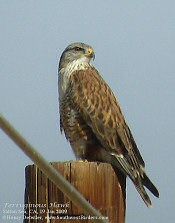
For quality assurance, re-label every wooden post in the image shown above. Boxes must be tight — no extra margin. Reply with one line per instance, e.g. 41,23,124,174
24,161,126,223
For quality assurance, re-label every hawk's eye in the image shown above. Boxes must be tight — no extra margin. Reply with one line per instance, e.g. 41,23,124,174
74,47,82,51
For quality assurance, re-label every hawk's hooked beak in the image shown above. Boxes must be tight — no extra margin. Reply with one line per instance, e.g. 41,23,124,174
85,48,95,60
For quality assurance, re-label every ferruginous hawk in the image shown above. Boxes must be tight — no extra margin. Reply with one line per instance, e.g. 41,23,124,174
58,42,159,207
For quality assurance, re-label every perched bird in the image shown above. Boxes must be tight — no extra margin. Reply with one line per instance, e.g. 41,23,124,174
58,42,159,207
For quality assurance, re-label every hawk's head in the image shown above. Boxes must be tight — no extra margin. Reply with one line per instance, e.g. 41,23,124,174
59,42,95,71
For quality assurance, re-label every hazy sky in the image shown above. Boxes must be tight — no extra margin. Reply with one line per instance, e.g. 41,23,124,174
0,1,175,223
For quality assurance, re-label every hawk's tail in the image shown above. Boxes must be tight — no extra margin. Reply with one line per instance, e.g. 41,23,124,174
110,155,159,207
133,175,152,207
112,164,159,207
133,173,159,207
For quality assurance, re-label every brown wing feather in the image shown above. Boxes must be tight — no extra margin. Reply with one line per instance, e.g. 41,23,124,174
68,67,160,207
70,67,139,158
